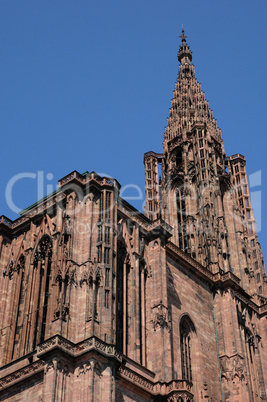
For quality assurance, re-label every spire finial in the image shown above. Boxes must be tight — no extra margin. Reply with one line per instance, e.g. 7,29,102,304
178,28,192,64
179,28,187,45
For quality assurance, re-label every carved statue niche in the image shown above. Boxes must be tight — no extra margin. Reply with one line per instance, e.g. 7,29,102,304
151,302,171,332
16,254,25,272
53,266,73,321
78,261,102,322
5,257,14,279
62,214,71,247
4,247,26,280
33,235,52,269
91,267,101,321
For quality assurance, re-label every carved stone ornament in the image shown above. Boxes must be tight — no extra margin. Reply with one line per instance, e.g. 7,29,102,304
45,359,69,376
37,335,122,364
79,261,101,287
220,355,246,383
151,302,171,332
0,361,44,388
76,361,92,377
94,361,102,377
167,393,193,402
33,235,52,268
53,297,69,321
246,324,261,349
6,258,14,279
45,360,55,373
118,366,154,392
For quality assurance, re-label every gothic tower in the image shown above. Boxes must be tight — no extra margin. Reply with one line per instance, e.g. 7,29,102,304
143,30,267,401
144,30,267,299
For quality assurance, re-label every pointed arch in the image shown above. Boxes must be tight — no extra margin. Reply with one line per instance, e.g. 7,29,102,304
179,313,196,334
179,314,196,382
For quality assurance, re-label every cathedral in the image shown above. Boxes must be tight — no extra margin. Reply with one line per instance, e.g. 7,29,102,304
0,31,266,401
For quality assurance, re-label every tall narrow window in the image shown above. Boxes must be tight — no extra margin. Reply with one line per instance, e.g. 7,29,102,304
99,193,103,222
105,290,110,308
104,247,110,264
105,192,111,222
85,276,93,321
97,245,102,263
177,185,188,252
180,316,195,382
105,268,110,287
98,225,102,242
105,226,110,244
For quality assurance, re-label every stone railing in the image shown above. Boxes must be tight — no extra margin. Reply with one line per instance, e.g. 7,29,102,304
37,335,122,363
58,170,119,190
119,365,193,399
0,216,13,227
58,171,84,187
0,361,44,390
0,215,29,230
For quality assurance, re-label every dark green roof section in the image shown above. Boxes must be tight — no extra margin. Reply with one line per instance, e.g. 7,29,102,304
19,188,60,216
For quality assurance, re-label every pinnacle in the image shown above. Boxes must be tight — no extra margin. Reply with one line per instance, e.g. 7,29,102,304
178,28,192,63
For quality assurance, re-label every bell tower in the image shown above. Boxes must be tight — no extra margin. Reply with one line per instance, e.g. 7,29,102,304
145,30,267,298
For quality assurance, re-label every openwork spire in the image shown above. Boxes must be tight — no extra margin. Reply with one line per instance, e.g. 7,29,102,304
164,30,221,150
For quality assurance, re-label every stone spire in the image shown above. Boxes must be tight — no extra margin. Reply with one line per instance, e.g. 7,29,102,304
163,30,222,154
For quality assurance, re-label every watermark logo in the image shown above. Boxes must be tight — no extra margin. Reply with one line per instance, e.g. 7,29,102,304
3,169,263,236
5,171,55,214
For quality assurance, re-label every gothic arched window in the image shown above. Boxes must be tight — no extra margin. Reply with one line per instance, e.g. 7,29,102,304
180,316,195,382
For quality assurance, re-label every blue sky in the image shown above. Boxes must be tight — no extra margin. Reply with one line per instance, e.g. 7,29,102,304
0,1,267,261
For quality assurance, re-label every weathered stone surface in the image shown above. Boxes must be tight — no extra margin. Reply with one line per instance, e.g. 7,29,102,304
0,30,266,401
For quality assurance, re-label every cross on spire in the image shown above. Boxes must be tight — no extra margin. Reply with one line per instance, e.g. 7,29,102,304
179,28,188,44
178,28,192,63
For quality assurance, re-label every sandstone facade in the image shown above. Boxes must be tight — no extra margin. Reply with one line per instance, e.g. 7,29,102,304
0,30,266,401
